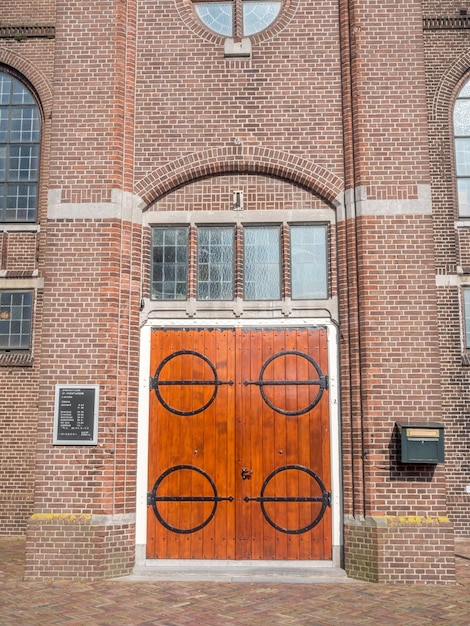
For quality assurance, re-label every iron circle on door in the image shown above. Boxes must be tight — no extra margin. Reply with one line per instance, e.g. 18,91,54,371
151,349,233,416
244,464,331,534
244,350,327,416
148,464,233,534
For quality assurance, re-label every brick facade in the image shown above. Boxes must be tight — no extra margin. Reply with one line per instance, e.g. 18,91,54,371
0,0,468,582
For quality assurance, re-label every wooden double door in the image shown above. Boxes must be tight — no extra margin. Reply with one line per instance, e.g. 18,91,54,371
146,327,331,560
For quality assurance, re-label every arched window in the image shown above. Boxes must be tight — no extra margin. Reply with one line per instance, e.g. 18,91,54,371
454,78,470,217
0,71,40,223
192,1,282,38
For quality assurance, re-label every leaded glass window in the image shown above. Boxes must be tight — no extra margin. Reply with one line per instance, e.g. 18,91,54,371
0,72,40,222
151,227,189,300
193,1,282,38
197,226,234,300
290,225,328,299
0,291,33,350
244,226,280,300
150,222,328,303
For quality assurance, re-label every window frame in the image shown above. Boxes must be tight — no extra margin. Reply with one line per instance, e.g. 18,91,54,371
290,223,329,300
197,225,235,301
243,224,281,301
150,225,189,301
0,70,41,224
150,221,329,304
0,289,33,351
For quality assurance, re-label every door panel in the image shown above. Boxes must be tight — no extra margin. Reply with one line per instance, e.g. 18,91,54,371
147,328,236,560
147,326,331,561
235,328,331,560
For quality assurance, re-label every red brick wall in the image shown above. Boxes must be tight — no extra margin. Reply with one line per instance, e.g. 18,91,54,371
423,4,470,533
49,0,136,202
134,0,344,185
25,515,135,579
0,4,55,534
345,517,455,583
1,1,55,25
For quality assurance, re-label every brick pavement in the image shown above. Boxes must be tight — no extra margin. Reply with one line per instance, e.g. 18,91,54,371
0,537,469,626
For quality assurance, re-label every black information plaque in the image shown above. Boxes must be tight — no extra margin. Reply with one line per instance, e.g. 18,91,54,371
53,385,99,445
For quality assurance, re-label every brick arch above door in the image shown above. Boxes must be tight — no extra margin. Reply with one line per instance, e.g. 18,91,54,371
135,146,344,210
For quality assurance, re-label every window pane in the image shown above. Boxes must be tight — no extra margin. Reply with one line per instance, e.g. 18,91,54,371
0,74,12,105
5,183,37,222
197,226,234,300
457,179,470,217
244,226,280,300
243,1,281,36
459,80,470,99
0,291,32,350
195,3,233,36
291,225,328,299
151,227,188,300
455,139,470,176
10,107,40,143
465,289,470,348
454,99,470,136
0,109,8,143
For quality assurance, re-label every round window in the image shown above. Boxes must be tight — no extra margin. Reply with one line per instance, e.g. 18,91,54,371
193,1,282,38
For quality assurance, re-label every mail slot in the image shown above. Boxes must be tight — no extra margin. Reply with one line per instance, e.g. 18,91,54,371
396,422,444,464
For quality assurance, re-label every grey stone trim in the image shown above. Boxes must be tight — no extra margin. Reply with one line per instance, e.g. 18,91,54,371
0,224,40,233
224,37,252,58
141,296,338,324
436,274,459,287
338,185,432,220
91,513,136,527
47,189,144,224
143,208,335,228
0,276,43,288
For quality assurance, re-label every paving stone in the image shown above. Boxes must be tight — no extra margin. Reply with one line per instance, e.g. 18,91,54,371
0,537,469,625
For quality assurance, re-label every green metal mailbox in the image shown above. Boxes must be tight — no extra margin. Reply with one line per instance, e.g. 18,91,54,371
396,422,445,464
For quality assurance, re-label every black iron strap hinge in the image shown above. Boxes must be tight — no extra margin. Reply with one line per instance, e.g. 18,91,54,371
325,491,332,507
321,375,328,390
147,491,155,506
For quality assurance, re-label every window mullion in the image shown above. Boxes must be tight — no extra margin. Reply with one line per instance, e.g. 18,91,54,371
234,0,243,40
281,223,290,299
188,225,197,300
235,224,243,299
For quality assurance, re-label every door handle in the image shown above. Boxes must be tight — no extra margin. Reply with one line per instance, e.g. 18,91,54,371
241,467,253,480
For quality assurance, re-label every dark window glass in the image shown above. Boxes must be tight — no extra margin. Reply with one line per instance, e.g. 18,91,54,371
151,227,189,300
0,291,33,349
0,72,40,222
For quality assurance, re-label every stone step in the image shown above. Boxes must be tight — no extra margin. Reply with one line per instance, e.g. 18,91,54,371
128,560,356,584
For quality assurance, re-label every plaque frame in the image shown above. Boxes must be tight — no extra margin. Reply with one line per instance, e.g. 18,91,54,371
53,384,100,445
